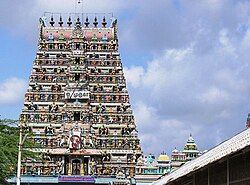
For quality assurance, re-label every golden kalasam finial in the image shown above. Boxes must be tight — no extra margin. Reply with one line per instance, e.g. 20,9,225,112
67,16,72,27
50,16,55,27
102,17,107,28
93,16,98,27
58,15,63,27
85,17,89,27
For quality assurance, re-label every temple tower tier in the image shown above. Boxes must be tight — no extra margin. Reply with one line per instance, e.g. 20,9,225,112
20,14,142,178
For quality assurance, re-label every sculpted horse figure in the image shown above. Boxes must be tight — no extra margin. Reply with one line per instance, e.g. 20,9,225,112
39,16,47,27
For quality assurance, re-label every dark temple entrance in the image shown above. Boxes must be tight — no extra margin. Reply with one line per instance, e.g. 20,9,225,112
72,159,81,175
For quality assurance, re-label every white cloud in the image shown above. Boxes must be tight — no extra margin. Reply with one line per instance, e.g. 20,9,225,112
218,29,237,58
133,101,199,155
198,87,229,104
241,29,250,50
142,48,194,91
124,66,145,88
0,78,27,105
125,24,250,154
134,101,156,126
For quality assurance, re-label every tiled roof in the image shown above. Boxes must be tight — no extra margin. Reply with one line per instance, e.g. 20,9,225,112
152,129,250,185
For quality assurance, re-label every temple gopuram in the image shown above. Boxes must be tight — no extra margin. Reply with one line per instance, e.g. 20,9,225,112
12,13,142,185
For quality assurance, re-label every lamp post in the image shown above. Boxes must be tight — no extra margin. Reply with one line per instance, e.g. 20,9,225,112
16,118,28,185
16,126,23,185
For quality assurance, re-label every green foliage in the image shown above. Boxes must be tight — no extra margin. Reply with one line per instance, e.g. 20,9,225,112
0,124,19,182
0,120,39,183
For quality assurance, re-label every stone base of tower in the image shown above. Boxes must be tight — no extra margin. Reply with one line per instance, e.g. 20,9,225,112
7,176,137,185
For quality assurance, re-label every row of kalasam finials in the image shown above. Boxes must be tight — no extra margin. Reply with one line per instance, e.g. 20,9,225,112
48,16,111,28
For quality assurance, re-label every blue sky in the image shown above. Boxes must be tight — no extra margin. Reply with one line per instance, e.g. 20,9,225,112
0,0,250,155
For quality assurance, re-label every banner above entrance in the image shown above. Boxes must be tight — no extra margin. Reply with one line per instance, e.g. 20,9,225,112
65,90,90,99
58,175,95,183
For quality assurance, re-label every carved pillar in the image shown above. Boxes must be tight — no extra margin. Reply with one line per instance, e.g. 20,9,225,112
68,158,72,175
88,157,91,175
62,156,65,174
130,167,135,177
81,159,85,175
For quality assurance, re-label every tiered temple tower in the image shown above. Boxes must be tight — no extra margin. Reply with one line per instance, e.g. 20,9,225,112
171,134,200,171
182,134,199,161
19,14,142,181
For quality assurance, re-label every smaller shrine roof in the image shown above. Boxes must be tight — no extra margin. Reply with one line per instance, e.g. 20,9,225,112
172,148,179,153
157,154,170,162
